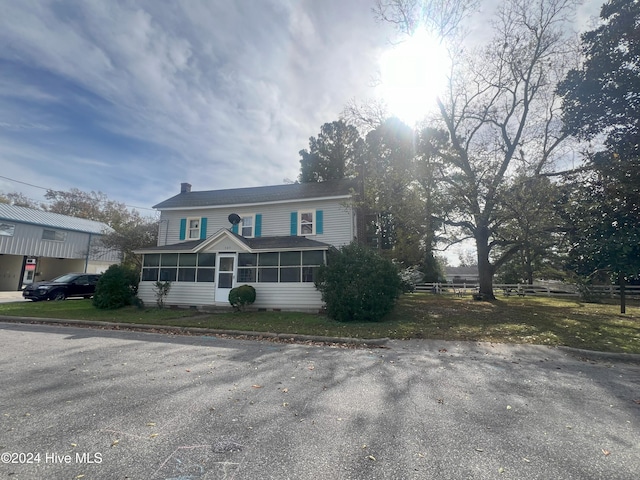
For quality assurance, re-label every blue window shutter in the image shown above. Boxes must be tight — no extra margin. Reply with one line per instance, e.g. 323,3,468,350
179,218,187,240
316,210,323,234
231,223,238,234
200,217,207,240
290,212,298,236
255,214,262,237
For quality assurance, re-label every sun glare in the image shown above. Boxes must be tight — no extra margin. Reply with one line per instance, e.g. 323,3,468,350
377,28,451,127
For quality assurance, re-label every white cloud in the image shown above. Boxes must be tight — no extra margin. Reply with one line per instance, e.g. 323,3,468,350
0,0,394,208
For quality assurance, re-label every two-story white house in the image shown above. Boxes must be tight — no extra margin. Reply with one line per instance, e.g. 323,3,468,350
135,179,358,310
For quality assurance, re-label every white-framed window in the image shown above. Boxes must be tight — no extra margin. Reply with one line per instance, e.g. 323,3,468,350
299,211,315,235
187,217,201,240
240,214,255,238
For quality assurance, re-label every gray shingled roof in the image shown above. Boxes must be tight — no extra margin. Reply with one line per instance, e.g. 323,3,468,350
136,233,329,253
153,178,358,209
0,203,111,234
242,235,330,250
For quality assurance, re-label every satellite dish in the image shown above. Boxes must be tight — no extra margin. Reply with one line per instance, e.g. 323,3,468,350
228,213,241,225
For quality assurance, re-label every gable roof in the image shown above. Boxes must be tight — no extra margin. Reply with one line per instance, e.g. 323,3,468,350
135,228,330,254
153,178,358,210
0,203,111,235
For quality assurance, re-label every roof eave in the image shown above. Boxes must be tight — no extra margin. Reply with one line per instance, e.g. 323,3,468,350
153,194,353,211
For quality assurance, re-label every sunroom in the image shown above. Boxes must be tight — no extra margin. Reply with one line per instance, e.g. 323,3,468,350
135,228,329,311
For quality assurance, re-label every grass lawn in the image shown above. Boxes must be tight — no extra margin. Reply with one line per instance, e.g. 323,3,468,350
1,294,639,354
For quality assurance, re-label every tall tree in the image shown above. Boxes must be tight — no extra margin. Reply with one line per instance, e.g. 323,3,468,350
493,176,564,284
0,192,41,209
557,0,640,311
98,217,159,269
415,126,449,280
341,98,388,135
376,0,579,299
298,120,363,183
43,188,158,269
560,160,640,282
362,117,423,264
374,0,480,39
558,0,640,149
44,188,135,230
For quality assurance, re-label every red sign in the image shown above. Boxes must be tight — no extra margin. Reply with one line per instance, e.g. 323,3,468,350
25,264,36,271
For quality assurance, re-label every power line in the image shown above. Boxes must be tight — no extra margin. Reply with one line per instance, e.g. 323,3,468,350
0,174,156,212
0,175,48,191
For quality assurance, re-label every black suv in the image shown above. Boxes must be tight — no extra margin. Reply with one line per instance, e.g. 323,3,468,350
22,273,101,301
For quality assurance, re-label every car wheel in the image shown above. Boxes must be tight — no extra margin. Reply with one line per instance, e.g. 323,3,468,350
51,291,66,301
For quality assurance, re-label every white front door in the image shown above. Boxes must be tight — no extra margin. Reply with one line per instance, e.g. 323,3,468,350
215,253,236,303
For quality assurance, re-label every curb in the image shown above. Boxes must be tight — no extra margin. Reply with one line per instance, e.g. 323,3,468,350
0,315,389,347
557,345,640,364
1,316,637,359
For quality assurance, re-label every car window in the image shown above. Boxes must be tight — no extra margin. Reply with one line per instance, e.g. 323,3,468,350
75,276,89,285
51,274,77,283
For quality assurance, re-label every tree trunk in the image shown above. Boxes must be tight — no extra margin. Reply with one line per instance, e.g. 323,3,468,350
525,252,534,285
475,227,495,300
619,273,626,314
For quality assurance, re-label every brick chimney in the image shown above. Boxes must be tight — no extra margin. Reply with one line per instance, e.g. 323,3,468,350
180,183,192,193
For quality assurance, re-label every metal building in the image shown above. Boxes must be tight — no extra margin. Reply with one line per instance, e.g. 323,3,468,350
0,204,120,290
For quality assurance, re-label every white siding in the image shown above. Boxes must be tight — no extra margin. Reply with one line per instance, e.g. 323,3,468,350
138,282,216,307
207,237,244,252
158,198,354,247
249,283,323,311
138,280,322,311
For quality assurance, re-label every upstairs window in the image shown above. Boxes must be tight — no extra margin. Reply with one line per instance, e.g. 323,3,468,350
292,210,322,236
300,212,314,235
187,218,201,239
241,215,254,237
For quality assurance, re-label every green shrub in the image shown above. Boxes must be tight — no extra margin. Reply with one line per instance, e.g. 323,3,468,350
229,284,256,311
153,281,172,309
92,264,139,310
314,242,403,322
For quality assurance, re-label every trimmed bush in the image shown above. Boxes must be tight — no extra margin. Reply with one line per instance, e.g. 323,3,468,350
229,284,256,311
314,242,403,322
92,264,139,310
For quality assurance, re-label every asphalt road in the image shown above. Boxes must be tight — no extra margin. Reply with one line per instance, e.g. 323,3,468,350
0,322,638,480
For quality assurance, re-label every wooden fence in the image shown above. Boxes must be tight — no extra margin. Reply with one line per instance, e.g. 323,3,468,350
415,283,640,299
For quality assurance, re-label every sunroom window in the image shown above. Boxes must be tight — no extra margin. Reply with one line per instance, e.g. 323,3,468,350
141,253,216,283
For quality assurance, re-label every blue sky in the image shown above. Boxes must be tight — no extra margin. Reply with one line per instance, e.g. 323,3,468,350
0,0,599,214
0,0,397,211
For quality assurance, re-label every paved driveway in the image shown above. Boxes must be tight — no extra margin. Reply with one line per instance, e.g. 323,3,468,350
0,322,638,479
0,291,27,303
